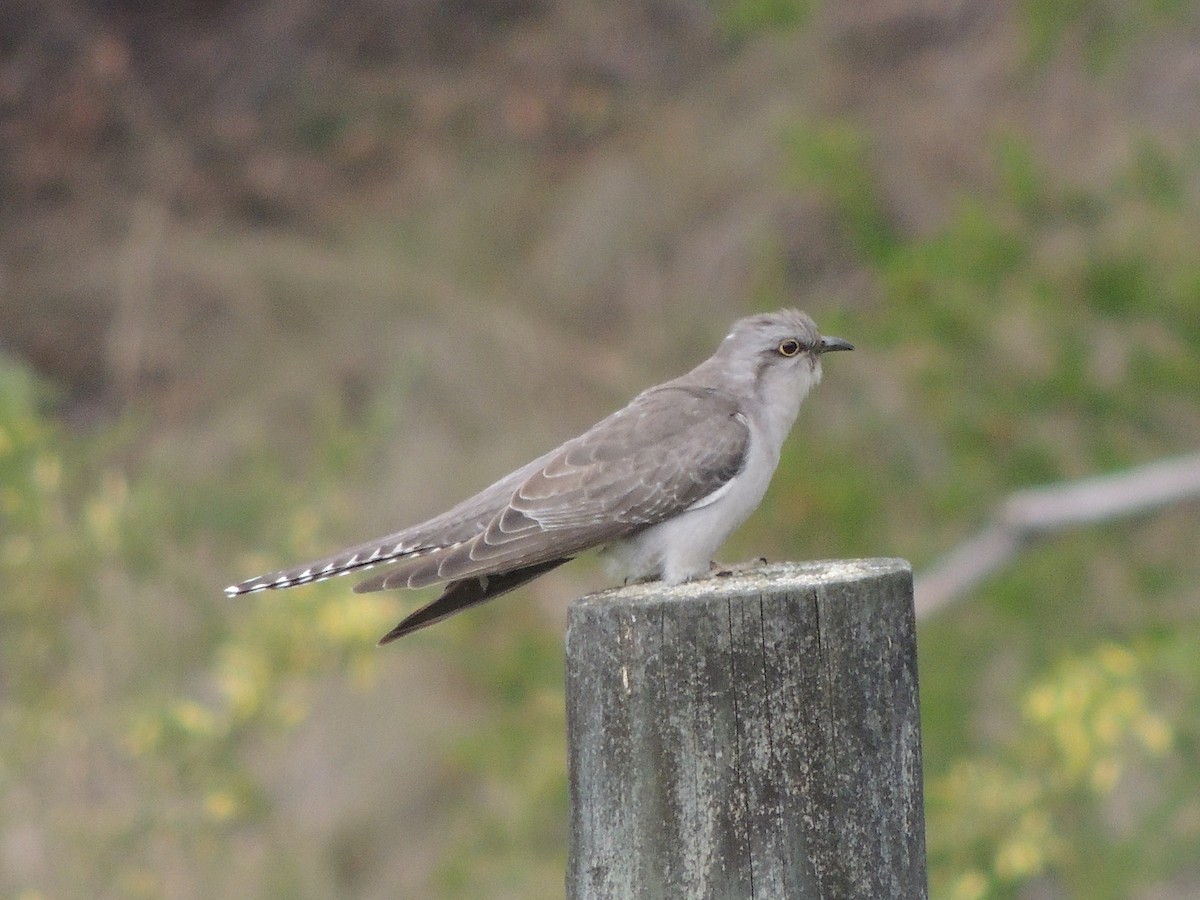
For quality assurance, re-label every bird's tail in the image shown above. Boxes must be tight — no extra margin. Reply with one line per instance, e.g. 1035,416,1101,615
374,558,571,643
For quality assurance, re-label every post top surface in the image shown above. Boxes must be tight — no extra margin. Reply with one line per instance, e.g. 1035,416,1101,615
573,558,911,610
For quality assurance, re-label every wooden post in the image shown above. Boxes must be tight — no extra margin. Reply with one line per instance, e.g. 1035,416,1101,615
565,559,926,899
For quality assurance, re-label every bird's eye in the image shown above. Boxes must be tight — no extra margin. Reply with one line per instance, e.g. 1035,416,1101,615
777,338,803,357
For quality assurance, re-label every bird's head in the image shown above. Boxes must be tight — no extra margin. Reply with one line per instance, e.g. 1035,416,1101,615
715,309,853,406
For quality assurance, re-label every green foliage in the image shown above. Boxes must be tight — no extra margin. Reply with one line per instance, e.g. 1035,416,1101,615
719,0,814,42
0,360,397,897
6,9,1200,897
433,611,569,897
928,641,1190,899
1019,0,1192,70
0,350,574,897
782,114,1200,898
785,122,899,264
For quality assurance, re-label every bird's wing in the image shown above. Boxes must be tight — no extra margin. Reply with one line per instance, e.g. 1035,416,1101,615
352,385,750,592
226,385,749,596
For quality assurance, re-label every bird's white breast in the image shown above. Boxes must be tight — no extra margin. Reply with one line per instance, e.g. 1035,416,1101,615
604,398,802,584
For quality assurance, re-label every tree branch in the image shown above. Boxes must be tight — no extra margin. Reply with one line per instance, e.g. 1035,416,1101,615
915,452,1200,618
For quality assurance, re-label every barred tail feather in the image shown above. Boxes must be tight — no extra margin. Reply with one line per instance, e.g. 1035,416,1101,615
222,536,444,597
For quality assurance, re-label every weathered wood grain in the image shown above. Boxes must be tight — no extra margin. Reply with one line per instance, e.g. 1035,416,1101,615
566,559,926,899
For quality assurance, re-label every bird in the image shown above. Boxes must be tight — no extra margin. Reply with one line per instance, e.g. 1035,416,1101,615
225,309,852,644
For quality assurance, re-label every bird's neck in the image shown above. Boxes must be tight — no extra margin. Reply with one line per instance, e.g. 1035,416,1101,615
679,354,820,454
753,363,821,455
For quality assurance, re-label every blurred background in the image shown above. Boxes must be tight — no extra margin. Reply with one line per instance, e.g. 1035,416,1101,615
2,0,1199,897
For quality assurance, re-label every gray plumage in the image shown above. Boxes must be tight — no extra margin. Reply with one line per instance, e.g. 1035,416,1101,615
225,309,852,643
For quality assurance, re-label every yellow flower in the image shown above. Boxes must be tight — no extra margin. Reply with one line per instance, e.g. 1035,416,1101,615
948,870,989,900
205,789,238,821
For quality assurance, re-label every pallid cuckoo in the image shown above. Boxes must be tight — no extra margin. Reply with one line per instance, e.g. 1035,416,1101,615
226,310,852,643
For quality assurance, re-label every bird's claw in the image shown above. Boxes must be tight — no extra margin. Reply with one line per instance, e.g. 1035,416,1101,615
709,557,769,577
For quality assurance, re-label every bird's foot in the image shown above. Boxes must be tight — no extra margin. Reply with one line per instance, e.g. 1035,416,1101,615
709,557,769,578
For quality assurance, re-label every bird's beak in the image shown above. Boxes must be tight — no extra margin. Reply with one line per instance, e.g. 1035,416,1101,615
818,336,854,353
